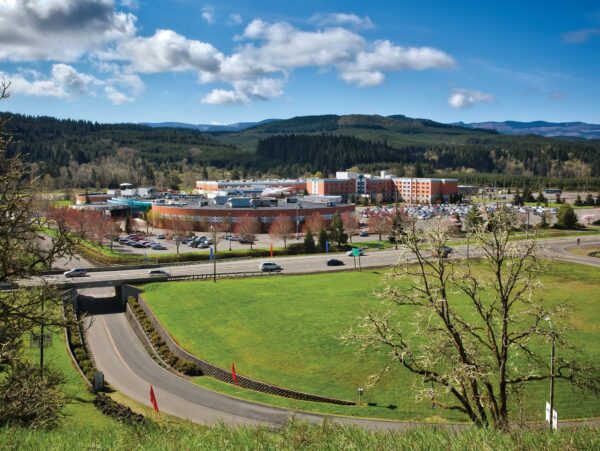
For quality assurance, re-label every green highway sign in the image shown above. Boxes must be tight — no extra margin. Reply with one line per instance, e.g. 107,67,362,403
351,248,361,257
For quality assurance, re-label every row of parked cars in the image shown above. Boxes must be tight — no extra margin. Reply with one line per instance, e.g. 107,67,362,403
117,234,167,250
183,235,214,248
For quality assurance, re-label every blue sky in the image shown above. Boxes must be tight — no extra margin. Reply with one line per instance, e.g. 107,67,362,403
0,0,599,124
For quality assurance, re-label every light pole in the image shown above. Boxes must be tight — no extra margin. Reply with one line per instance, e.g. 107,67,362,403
210,225,217,283
545,316,556,431
228,214,232,251
295,203,299,240
357,387,364,406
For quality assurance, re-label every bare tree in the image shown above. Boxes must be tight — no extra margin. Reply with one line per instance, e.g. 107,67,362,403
269,214,294,248
0,81,75,426
304,212,324,235
369,211,392,242
341,211,360,243
167,216,194,255
344,208,600,429
236,215,260,250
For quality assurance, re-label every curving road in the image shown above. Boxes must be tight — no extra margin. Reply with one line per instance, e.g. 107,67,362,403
83,235,600,428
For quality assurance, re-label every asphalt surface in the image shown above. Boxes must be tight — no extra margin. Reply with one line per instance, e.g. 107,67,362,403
81,235,600,428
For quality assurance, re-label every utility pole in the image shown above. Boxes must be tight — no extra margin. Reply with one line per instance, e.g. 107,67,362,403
549,328,556,431
39,296,44,376
211,225,217,283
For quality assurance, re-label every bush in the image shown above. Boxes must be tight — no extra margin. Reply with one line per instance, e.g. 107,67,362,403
128,297,200,376
94,393,146,426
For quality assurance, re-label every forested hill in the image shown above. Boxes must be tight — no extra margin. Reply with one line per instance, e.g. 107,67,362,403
2,111,600,190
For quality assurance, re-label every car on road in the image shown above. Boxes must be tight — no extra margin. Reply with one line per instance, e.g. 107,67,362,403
0,279,17,290
259,262,282,272
358,231,369,237
326,259,344,266
346,248,365,257
64,268,87,278
148,269,170,277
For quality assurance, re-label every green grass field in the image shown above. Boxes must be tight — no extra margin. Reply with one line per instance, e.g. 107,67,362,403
26,329,116,430
140,262,600,422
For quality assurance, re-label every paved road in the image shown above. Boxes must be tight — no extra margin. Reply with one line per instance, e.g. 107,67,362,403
82,235,600,428
42,235,600,287
85,291,448,430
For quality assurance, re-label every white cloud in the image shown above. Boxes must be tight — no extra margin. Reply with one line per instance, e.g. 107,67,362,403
108,29,222,74
0,0,136,62
201,5,214,24
105,86,134,104
1,64,98,98
310,12,374,29
448,88,494,109
120,0,139,9
201,77,284,104
561,28,600,44
227,13,242,26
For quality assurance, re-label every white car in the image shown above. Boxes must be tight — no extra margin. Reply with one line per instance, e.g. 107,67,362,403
64,268,87,278
148,269,170,277
259,262,282,272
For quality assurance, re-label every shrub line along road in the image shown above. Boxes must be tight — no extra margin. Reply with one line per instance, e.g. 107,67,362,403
78,236,600,429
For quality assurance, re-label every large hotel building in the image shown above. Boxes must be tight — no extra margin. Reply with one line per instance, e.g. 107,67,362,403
196,171,458,204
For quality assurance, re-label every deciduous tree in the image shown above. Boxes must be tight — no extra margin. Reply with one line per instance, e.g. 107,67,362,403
344,208,600,429
269,214,294,249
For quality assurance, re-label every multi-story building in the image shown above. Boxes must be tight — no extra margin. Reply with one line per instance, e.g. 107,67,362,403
196,180,307,197
308,171,458,203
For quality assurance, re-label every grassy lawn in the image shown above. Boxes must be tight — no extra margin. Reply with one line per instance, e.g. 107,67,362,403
569,245,600,258
27,329,117,431
140,262,600,422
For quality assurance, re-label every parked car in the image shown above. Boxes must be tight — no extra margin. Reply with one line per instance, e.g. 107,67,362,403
359,231,369,237
197,242,210,249
346,248,365,257
0,279,17,290
432,245,453,258
131,242,145,248
259,262,283,272
157,233,166,239
64,268,87,278
148,269,170,277
239,236,255,244
326,259,345,266
151,244,167,250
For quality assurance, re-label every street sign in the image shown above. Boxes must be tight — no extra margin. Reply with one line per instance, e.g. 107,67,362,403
545,402,558,430
351,248,361,257
30,332,52,348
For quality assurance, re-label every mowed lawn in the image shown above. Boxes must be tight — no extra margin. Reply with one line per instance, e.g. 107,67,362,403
141,262,600,421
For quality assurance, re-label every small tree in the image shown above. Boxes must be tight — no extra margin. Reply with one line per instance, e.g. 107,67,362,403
269,214,294,249
574,195,584,206
369,211,392,242
303,229,316,253
304,213,324,235
556,204,579,229
169,216,194,255
585,193,595,206
329,212,348,247
342,211,360,243
236,215,260,250
318,228,329,253
464,206,484,233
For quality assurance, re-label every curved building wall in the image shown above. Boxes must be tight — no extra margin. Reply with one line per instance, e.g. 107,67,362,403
151,203,355,232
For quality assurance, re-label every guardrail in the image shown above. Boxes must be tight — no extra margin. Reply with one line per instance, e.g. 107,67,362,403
166,271,282,282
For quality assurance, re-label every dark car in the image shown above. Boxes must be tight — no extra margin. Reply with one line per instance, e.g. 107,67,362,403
359,231,369,237
433,245,453,258
326,259,345,266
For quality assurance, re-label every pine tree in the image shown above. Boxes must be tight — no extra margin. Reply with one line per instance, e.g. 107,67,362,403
329,212,348,246
574,195,584,206
556,204,579,229
464,206,484,233
304,229,316,253
318,228,329,253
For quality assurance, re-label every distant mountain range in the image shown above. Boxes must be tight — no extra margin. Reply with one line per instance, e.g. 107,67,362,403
456,121,600,140
142,117,600,140
140,119,279,132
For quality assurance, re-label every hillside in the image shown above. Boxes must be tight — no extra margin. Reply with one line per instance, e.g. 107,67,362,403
458,120,600,139
2,111,600,190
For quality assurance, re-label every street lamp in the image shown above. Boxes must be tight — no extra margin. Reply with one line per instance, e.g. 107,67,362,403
210,225,217,283
228,214,232,251
357,387,364,406
295,203,299,240
545,316,556,431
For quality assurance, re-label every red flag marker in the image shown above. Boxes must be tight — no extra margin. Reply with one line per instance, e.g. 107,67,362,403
150,385,159,413
231,363,238,385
